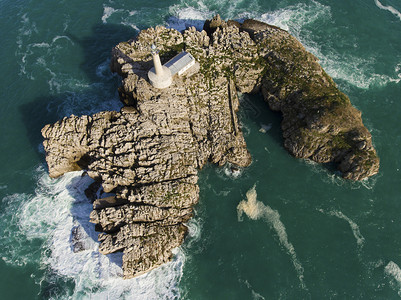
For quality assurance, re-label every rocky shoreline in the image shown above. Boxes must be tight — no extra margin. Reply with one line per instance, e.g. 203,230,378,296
41,16,379,278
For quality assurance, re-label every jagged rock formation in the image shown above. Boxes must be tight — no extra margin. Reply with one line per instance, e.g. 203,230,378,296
248,20,379,180
41,16,379,279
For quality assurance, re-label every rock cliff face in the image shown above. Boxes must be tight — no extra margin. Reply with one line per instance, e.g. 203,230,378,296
41,16,379,278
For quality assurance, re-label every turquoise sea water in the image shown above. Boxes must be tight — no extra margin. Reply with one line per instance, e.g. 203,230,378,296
1,0,401,298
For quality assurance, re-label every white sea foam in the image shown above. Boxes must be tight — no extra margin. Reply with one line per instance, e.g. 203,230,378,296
385,261,401,282
222,163,243,179
358,174,380,190
321,57,401,89
1,193,38,267
257,1,330,33
102,6,123,24
121,21,140,31
242,279,266,300
329,210,365,250
237,185,307,290
385,261,401,295
168,0,260,31
31,42,50,48
16,14,38,79
300,158,379,190
374,0,401,21
167,6,212,31
1,167,186,299
318,208,366,254
101,5,142,31
52,35,74,45
171,0,261,20
16,13,78,91
172,6,212,21
396,63,401,76
46,73,89,94
184,218,202,250
300,159,345,187
20,13,37,35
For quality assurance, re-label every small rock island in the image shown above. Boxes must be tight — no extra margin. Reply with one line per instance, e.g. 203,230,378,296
41,15,379,279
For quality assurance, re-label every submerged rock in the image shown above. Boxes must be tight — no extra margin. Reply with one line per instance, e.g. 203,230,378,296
41,16,379,278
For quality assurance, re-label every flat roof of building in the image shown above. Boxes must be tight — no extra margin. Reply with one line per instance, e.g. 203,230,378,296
164,51,195,75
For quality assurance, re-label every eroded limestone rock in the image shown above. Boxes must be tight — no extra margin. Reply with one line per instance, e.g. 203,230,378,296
42,16,379,279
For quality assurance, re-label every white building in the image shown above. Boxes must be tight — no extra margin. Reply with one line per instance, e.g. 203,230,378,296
164,51,196,76
148,45,197,89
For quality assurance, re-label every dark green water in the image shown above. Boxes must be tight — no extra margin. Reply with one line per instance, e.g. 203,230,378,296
1,0,401,298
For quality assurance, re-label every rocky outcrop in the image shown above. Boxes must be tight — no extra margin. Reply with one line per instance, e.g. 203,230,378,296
251,24,379,180
41,16,379,279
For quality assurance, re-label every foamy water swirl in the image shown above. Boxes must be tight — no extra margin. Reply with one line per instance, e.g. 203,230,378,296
237,185,307,290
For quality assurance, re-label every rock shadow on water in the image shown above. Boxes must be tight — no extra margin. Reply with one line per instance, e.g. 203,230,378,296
19,94,69,165
239,92,284,147
18,22,137,165
67,23,137,84
165,16,210,32
238,93,355,181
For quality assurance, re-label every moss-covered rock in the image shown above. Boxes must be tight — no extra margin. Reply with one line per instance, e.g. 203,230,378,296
253,25,379,180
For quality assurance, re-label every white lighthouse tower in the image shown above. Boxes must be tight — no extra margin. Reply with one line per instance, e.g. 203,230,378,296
147,44,172,89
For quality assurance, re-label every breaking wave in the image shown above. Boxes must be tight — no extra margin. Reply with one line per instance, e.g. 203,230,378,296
237,185,307,290
168,5,213,31
0,167,187,299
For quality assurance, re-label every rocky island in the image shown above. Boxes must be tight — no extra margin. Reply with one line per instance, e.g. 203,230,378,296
41,15,379,279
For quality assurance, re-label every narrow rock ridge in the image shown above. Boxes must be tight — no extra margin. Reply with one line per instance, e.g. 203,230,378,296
41,16,379,278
